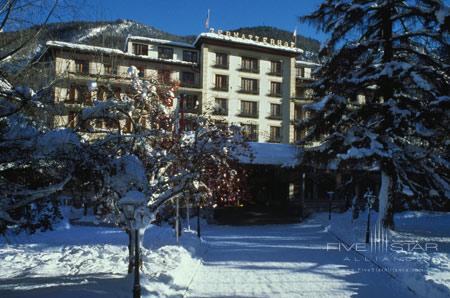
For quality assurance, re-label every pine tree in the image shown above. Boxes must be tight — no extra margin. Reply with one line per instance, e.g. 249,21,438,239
300,0,450,228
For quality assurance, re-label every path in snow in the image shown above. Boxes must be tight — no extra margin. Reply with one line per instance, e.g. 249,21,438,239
185,221,417,298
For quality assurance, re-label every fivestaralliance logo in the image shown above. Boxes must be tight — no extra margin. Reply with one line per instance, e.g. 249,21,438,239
327,225,439,253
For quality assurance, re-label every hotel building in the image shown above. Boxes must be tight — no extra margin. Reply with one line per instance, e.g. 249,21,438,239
41,30,318,144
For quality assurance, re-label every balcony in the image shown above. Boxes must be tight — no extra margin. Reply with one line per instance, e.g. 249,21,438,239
267,71,282,77
266,114,282,120
238,112,259,119
212,85,229,92
268,137,282,143
268,92,282,98
212,63,229,70
180,81,201,89
213,109,228,116
238,67,259,74
238,88,259,95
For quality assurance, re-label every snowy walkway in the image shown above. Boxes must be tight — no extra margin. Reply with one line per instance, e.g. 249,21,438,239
186,221,417,298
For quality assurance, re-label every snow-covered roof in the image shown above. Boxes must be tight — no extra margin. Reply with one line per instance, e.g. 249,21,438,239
46,40,124,55
296,60,321,67
194,32,303,54
126,36,195,49
45,41,198,66
237,142,301,168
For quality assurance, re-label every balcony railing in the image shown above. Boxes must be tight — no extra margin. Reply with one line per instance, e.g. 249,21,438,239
267,71,282,76
212,63,229,69
268,137,282,143
268,92,282,97
213,109,228,116
212,85,229,91
266,114,282,120
238,88,259,95
238,112,259,119
180,81,201,88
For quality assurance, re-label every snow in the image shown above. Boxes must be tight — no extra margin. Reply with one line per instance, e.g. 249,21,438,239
45,41,198,66
296,60,321,67
3,211,448,297
0,222,203,298
185,222,416,297
436,5,450,25
314,210,450,298
126,36,195,49
119,190,146,205
236,142,301,167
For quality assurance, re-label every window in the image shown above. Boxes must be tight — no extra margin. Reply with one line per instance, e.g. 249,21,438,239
241,78,259,94
106,119,118,129
240,100,258,118
94,119,104,129
74,60,89,74
181,72,195,86
215,53,228,69
270,103,282,119
270,61,282,75
137,66,145,78
68,112,76,128
270,82,282,96
180,94,198,113
132,43,148,56
240,57,259,73
294,127,305,142
296,67,312,78
114,87,121,100
183,50,198,63
214,74,228,91
104,63,117,75
214,98,228,115
97,86,108,101
241,124,258,141
270,126,281,142
69,85,89,104
123,119,132,133
294,105,303,121
158,47,174,59
158,69,171,83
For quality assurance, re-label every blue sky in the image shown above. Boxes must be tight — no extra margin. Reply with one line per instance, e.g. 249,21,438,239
69,0,328,42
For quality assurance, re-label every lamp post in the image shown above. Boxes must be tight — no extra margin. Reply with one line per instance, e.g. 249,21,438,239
197,204,201,238
364,190,376,244
119,192,146,298
327,191,334,221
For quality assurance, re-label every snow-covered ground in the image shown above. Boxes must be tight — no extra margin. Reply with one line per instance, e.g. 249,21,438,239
314,210,450,298
185,223,416,297
1,211,448,297
0,222,202,298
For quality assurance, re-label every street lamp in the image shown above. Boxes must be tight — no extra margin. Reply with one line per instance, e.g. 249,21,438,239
119,191,146,298
364,189,376,244
327,191,334,221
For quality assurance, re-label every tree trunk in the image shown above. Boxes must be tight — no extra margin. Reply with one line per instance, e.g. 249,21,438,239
377,170,395,229
128,229,135,273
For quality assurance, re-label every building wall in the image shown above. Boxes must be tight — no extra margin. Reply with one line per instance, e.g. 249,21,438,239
200,43,295,143
46,39,315,144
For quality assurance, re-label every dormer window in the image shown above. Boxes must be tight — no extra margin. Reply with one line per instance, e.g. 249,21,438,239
183,50,197,63
132,43,148,56
158,47,174,59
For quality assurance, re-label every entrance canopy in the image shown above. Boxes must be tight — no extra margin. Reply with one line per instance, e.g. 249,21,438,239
235,142,302,168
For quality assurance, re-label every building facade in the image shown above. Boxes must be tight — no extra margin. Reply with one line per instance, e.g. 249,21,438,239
42,29,318,144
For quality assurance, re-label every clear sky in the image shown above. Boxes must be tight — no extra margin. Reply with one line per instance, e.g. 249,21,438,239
65,0,328,42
